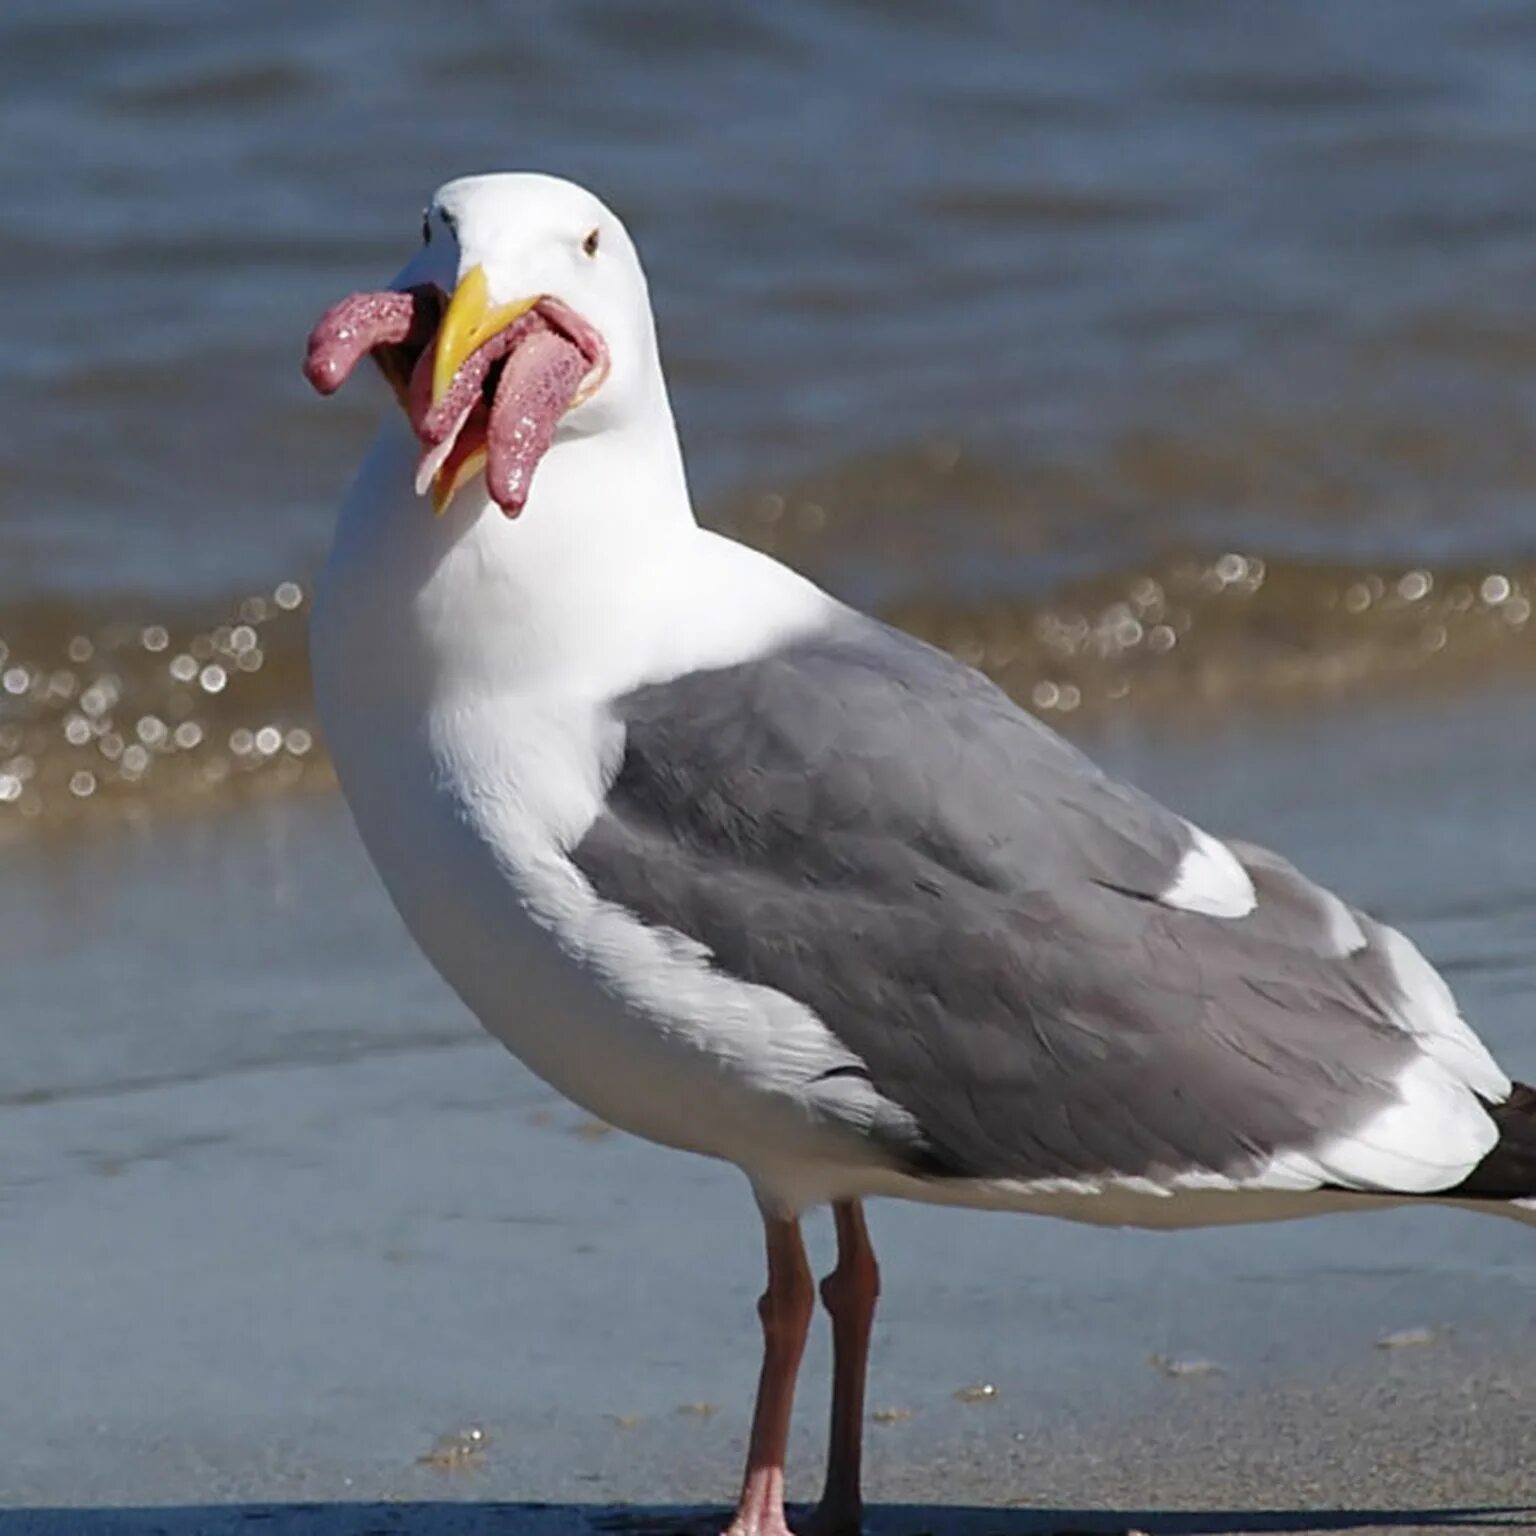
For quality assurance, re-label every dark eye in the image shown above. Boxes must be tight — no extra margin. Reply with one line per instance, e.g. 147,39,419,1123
582,227,600,258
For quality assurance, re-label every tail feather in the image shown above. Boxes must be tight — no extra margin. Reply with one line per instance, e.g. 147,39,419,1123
1449,1081,1536,1200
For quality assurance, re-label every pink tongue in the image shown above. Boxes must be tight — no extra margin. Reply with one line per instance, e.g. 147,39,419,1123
412,309,544,446
485,326,588,516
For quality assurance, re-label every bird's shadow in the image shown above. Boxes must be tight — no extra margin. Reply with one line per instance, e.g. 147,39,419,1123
0,1504,1533,1535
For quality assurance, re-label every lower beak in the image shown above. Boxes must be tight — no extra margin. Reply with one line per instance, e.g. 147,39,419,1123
432,453,487,517
430,264,538,409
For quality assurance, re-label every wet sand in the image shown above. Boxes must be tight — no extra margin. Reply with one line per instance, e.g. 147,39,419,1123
2,687,1533,1532
1,1333,1534,1533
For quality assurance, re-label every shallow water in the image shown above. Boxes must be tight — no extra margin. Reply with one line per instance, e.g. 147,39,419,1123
3,0,1536,1518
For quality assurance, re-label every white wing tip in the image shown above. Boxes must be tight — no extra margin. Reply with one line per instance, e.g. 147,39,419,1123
1161,824,1257,919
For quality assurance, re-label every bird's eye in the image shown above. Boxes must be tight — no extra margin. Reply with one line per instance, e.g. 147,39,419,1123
582,227,601,258
421,210,432,245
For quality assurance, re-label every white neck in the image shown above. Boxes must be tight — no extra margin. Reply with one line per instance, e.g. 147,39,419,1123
314,387,834,715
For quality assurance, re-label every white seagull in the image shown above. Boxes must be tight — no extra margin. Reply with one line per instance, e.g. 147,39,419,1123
305,172,1536,1536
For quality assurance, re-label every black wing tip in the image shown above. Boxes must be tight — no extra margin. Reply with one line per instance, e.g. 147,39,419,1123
1446,1081,1536,1201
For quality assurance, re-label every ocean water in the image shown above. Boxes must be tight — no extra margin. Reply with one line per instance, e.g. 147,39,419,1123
1,0,1535,1520
3,0,1536,829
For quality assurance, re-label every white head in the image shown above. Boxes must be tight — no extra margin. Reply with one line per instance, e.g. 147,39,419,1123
308,172,720,710
306,171,688,522
416,173,665,442
310,169,831,754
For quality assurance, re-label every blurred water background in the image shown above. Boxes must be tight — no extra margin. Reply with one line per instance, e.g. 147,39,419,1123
2,0,1536,1520
4,0,1536,826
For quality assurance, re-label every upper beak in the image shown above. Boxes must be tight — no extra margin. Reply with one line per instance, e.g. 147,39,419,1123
430,263,538,408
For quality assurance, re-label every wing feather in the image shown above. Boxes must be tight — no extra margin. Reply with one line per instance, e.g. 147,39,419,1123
572,615,1501,1193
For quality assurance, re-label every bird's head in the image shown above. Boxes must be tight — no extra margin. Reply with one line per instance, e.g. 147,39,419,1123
305,172,661,517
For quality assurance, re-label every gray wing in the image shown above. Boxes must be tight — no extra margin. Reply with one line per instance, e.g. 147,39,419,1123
572,613,1479,1189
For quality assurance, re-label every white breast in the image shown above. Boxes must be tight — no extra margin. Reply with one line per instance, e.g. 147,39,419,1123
310,426,869,1189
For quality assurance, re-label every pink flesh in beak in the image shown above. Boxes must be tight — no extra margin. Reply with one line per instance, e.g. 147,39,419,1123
302,288,439,398
485,325,590,514
303,290,598,517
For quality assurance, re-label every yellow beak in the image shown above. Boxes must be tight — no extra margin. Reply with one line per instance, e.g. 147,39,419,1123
430,264,538,408
431,453,485,517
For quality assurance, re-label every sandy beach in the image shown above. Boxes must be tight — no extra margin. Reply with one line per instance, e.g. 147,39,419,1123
4,690,1534,1532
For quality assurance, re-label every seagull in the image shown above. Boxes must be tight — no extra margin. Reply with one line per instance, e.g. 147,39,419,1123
305,172,1536,1536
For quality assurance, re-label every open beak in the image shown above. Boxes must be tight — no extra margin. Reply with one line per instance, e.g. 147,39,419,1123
431,264,537,410
306,263,607,519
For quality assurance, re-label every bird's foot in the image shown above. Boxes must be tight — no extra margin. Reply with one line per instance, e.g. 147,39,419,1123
718,1482,795,1536
721,1514,796,1536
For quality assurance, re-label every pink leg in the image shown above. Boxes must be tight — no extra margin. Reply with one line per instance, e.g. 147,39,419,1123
810,1201,881,1536
725,1212,815,1536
